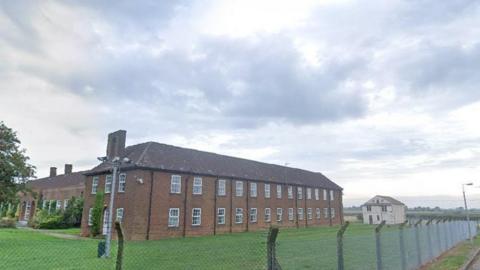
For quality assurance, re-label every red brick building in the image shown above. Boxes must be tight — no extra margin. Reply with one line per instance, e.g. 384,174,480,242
19,165,85,223
81,130,344,240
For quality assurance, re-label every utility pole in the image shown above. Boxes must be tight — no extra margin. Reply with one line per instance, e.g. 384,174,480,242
462,182,473,245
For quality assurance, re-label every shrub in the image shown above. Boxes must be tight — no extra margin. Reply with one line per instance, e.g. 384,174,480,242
37,215,67,229
0,217,16,228
91,191,104,237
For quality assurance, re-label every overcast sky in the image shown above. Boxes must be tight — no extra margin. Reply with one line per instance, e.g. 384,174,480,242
1,0,480,208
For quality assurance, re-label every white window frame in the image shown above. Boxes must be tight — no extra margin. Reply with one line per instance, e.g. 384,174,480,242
250,208,257,223
235,208,243,224
218,179,226,196
42,200,48,209
250,182,257,197
265,208,271,222
217,208,226,225
276,185,282,199
116,208,124,223
297,187,303,200
235,181,243,197
276,208,283,222
264,184,271,198
288,208,294,221
298,208,304,220
192,208,201,226
288,186,293,199
64,199,69,209
330,190,334,201
193,177,202,195
168,208,180,227
118,173,126,193
105,175,112,194
315,189,319,200
324,208,329,218
323,189,327,201
307,188,312,200
316,208,321,219
331,208,335,218
170,175,181,194
88,208,93,226
92,176,99,194
56,200,62,210
307,208,313,220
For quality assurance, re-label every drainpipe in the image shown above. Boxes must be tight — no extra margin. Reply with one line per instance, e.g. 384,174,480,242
213,178,218,235
246,180,249,232
182,175,190,237
229,179,233,233
146,171,154,240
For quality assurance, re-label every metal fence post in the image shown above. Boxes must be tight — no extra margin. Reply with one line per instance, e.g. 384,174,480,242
375,221,386,270
267,227,281,270
337,221,350,270
399,221,408,270
115,221,124,270
414,220,422,267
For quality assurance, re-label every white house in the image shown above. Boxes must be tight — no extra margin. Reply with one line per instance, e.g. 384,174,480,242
362,195,406,225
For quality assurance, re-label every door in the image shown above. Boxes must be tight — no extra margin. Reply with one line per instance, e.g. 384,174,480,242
368,215,373,225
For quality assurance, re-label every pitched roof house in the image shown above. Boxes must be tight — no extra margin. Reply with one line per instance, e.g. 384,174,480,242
362,195,406,225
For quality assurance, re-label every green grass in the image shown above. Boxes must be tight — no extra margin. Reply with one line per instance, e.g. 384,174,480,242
426,237,480,270
0,223,383,270
43,227,81,235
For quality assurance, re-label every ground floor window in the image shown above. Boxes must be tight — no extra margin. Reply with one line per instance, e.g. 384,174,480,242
192,208,201,226
168,208,180,227
297,208,304,220
217,208,225,224
249,208,257,223
316,208,321,219
324,208,329,218
307,208,312,220
331,208,335,218
88,208,93,226
116,208,124,223
288,208,294,221
265,208,271,222
276,208,283,222
235,208,243,224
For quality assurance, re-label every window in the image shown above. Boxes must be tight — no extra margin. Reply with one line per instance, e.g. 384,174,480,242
116,208,124,223
288,186,293,199
264,184,271,198
316,208,321,219
297,208,304,220
88,208,93,226
250,208,257,223
56,200,62,210
192,208,201,226
235,208,243,223
250,183,257,197
92,176,99,194
288,208,294,221
331,208,335,218
307,188,312,200
217,208,225,224
377,215,380,221
64,199,69,209
307,208,313,220
118,173,126,192
105,175,112,194
218,179,226,196
235,181,243,197
367,205,372,211
265,208,271,222
170,175,181,194
193,177,202,195
168,208,180,227
49,200,55,214
323,189,327,201
276,185,282,199
324,208,329,218
315,189,319,200
276,208,283,222
330,190,334,201
42,200,48,209
381,206,387,212
297,187,303,200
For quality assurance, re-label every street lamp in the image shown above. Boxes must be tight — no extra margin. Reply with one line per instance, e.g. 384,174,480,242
462,182,473,244
98,156,131,258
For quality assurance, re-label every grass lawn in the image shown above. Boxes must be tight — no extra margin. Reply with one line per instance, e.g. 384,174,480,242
43,227,81,235
0,223,388,270
425,237,480,270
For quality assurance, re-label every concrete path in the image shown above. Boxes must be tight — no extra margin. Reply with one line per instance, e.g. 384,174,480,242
18,227,84,240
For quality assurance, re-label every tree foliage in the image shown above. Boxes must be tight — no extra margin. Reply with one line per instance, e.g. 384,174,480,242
0,122,36,203
91,191,105,237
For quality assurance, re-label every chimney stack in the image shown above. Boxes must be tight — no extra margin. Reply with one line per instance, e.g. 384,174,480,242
106,130,127,159
49,167,57,177
64,164,73,174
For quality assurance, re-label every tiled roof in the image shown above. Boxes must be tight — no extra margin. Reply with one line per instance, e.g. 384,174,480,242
26,171,86,190
364,195,405,206
88,142,342,190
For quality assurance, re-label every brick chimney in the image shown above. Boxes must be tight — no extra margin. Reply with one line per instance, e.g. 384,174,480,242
64,164,73,174
106,130,126,159
49,167,57,177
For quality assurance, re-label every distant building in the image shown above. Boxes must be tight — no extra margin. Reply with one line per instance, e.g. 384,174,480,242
362,195,406,225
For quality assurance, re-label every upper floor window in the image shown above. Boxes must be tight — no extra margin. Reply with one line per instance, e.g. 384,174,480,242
288,186,293,199
323,189,327,201
264,184,271,198
265,208,271,222
367,205,372,211
105,175,112,194
306,188,312,200
170,175,181,194
276,185,282,199
315,189,319,200
381,206,387,212
193,177,202,195
297,187,303,200
192,208,201,226
92,176,99,194
330,190,334,201
118,173,126,193
250,182,257,197
116,208,124,223
218,179,226,196
235,181,243,197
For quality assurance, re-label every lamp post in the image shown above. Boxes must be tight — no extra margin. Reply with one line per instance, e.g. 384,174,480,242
98,156,131,258
462,182,473,244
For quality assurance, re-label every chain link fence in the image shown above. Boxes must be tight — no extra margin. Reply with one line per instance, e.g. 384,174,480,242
0,219,477,269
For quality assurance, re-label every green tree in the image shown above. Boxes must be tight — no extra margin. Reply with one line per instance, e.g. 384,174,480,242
91,191,104,237
63,196,84,227
0,122,36,203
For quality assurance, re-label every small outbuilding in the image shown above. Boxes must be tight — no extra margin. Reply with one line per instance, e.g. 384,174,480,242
362,195,406,225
